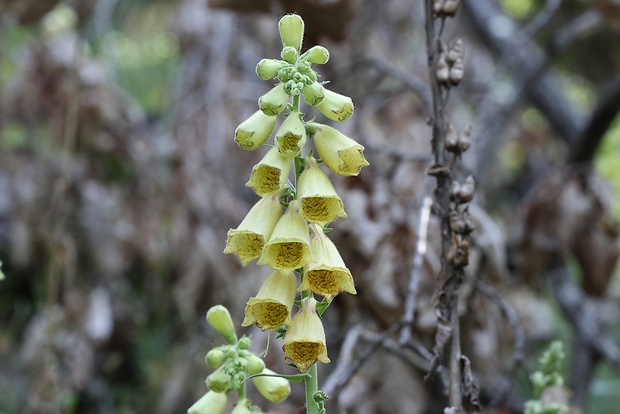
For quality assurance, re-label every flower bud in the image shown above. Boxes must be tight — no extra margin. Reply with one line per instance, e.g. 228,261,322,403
309,123,369,177
303,45,330,65
283,297,330,373
206,365,232,393
187,390,227,414
275,111,306,158
444,122,458,152
458,124,472,152
231,398,252,414
246,146,292,196
281,46,298,64
242,352,266,375
237,336,252,350
316,88,354,122
253,368,291,403
436,54,450,84
302,82,325,106
449,58,464,86
457,175,475,202
259,83,289,116
206,305,237,344
298,157,347,224
242,269,297,330
301,224,356,300
447,39,464,64
224,195,283,265
256,58,287,80
234,110,277,150
278,14,304,51
258,200,313,269
205,348,226,368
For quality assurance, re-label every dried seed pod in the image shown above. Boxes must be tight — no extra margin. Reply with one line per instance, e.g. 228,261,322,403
449,59,464,86
447,39,464,64
457,175,475,202
442,0,461,16
444,122,458,152
450,210,465,234
433,0,444,14
458,124,472,152
450,180,461,200
436,54,450,85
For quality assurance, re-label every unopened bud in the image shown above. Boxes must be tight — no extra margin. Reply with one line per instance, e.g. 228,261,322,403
457,175,475,202
278,14,304,51
444,123,458,152
304,45,330,65
449,59,464,86
447,39,464,64
237,336,252,350
281,46,298,64
243,352,266,375
206,366,232,393
207,305,237,344
205,348,226,368
256,59,287,80
458,124,472,152
302,82,325,106
253,368,291,403
436,54,450,85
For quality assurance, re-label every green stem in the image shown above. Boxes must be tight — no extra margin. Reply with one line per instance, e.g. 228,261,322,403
305,363,320,414
293,93,301,112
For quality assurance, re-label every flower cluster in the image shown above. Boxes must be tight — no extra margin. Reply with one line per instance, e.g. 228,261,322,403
224,14,368,374
188,305,291,414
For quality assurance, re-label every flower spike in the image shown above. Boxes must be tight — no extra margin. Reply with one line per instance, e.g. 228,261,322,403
309,122,369,176
246,146,292,196
242,269,297,330
282,297,330,373
298,156,347,224
224,195,282,265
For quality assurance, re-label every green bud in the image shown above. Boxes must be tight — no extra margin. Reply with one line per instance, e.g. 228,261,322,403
205,348,225,368
243,353,266,375
303,46,330,65
283,80,302,97
302,82,325,106
206,305,237,344
253,368,291,403
256,59,287,80
206,366,232,393
278,14,304,50
259,83,289,116
231,398,252,414
281,46,298,64
237,336,252,350
187,390,227,414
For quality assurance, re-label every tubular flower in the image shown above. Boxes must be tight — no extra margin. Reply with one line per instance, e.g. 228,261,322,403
275,111,306,158
278,14,304,51
187,390,227,414
282,297,330,373
234,110,277,150
316,88,354,122
245,146,292,196
298,156,347,224
253,368,291,403
300,224,356,300
242,269,296,330
302,82,325,106
257,200,313,270
259,83,289,116
309,122,369,176
224,195,282,265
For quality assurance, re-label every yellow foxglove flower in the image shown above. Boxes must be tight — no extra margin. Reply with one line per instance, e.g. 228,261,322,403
206,305,237,344
206,365,232,393
316,88,354,122
301,224,356,300
187,390,227,414
242,269,296,330
245,146,292,196
224,195,282,265
234,110,277,150
252,368,291,403
282,297,330,373
256,58,287,80
278,14,304,51
309,122,369,176
275,111,306,158
302,82,325,106
231,398,252,414
257,200,313,269
259,83,289,116
298,156,347,224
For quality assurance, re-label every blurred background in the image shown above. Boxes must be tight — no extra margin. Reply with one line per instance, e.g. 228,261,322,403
0,0,619,413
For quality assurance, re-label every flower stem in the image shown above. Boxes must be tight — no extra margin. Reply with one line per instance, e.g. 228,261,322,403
305,363,320,414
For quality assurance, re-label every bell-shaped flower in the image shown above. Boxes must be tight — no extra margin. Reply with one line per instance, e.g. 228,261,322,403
300,224,356,300
282,297,330,373
245,146,292,196
206,305,237,344
256,58,287,80
252,368,291,403
298,157,347,224
316,88,354,122
302,82,325,106
275,111,306,158
234,110,277,150
257,200,313,270
187,390,227,414
278,14,304,51
224,195,282,265
259,83,289,116
242,269,296,330
309,123,369,176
